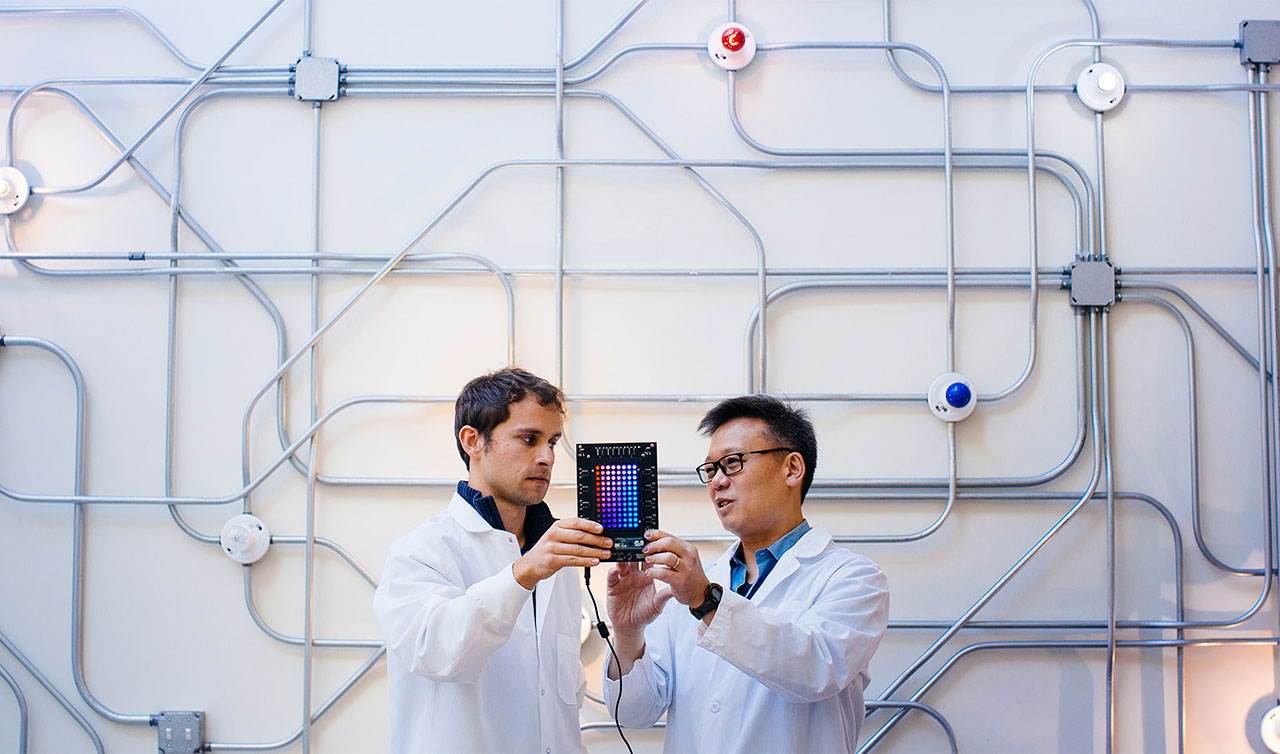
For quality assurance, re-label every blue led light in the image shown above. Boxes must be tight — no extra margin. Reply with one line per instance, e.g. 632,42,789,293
945,381,972,409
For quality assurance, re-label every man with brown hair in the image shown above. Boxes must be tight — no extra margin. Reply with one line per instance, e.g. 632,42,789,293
374,367,612,753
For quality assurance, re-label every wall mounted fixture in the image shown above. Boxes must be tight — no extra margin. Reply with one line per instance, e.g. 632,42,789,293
928,373,976,422
707,22,756,71
1263,704,1280,753
219,514,271,565
0,166,30,215
1076,62,1126,112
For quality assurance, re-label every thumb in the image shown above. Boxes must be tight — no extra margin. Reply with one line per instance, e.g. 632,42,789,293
654,589,675,609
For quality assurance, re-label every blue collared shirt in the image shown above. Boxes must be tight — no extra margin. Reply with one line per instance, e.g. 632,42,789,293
729,520,811,598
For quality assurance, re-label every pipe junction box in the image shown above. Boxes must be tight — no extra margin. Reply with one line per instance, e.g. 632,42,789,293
293,56,341,101
1240,20,1280,65
1065,257,1117,308
154,710,205,754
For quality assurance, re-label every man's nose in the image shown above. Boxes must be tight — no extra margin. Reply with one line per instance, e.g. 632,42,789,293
708,466,730,488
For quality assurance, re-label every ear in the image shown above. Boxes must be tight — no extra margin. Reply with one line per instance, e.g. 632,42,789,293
782,451,805,490
459,425,484,462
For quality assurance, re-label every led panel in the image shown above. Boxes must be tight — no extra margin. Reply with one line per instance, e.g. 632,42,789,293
577,442,658,561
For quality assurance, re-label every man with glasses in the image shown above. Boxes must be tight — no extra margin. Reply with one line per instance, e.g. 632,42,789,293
604,394,889,752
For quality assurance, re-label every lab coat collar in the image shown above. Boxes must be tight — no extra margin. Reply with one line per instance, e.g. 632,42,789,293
447,492,502,535
708,525,833,603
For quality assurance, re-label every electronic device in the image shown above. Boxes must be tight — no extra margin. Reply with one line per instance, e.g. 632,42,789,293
576,442,658,562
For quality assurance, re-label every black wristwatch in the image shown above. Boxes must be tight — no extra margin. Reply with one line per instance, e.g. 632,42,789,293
689,582,723,620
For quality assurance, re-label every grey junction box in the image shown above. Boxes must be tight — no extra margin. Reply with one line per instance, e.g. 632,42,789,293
1240,20,1280,65
155,710,205,754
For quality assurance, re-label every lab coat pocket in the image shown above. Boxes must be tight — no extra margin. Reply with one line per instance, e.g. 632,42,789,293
556,633,583,705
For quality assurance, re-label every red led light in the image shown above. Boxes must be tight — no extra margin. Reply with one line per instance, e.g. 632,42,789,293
721,27,746,52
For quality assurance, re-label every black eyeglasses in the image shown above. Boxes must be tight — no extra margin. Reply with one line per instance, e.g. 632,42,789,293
695,448,794,484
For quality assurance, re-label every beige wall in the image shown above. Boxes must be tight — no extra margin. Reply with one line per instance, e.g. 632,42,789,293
1,0,1279,751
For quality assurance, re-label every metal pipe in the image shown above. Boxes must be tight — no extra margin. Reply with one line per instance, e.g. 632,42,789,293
860,636,1279,753
1249,66,1280,595
0,659,28,754
302,0,312,57
170,88,297,538
302,438,319,752
0,337,151,724
0,627,103,753
1101,308,1116,754
863,701,958,754
22,0,291,195
1126,293,1270,576
241,560,383,649
555,0,566,387
0,6,297,73
203,647,386,751
866,308,1106,739
879,0,1101,95
722,41,956,389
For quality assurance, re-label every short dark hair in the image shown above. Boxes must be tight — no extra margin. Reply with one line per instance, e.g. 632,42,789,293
455,367,565,469
698,395,818,500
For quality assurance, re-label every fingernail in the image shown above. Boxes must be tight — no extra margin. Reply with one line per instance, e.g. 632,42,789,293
590,559,600,565
644,530,655,539
642,545,650,553
606,540,614,548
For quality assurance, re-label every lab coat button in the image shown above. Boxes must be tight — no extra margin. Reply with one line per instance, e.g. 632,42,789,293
540,688,546,696
710,701,721,713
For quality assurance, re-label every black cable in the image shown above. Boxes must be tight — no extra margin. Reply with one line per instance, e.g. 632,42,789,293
584,567,634,754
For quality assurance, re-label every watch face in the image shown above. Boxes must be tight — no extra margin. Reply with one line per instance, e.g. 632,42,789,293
691,582,723,619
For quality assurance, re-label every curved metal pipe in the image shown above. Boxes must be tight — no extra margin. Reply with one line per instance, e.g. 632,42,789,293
864,700,958,753
19,0,290,195
879,0,1101,95
867,308,1106,740
860,636,1279,753
1124,293,1268,576
203,647,385,751
0,337,150,724
0,659,28,754
0,627,103,753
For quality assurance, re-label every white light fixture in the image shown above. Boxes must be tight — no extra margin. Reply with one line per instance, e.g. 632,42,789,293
1076,62,1126,113
1263,704,1280,753
0,166,30,215
220,514,271,564
707,22,756,71
928,372,976,422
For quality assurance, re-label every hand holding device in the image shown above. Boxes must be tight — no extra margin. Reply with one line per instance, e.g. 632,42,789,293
512,517,613,590
640,529,712,609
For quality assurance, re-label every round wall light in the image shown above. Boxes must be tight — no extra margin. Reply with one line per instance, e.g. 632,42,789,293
707,22,756,71
0,166,31,215
928,372,977,422
220,513,271,564
1076,62,1126,113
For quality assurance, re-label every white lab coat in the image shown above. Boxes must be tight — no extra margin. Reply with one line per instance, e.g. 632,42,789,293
604,525,888,753
373,492,586,754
